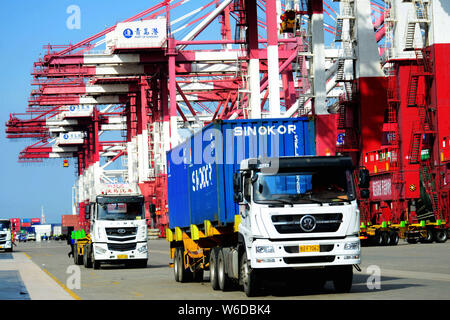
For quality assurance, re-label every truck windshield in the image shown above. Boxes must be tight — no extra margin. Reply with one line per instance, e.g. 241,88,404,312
253,168,355,204
97,201,145,221
0,221,11,230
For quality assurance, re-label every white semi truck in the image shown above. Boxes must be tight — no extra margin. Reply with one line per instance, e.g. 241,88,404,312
73,184,148,269
166,118,362,297
0,220,13,252
232,156,361,295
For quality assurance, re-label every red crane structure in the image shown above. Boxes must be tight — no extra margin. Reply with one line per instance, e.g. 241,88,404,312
10,0,447,247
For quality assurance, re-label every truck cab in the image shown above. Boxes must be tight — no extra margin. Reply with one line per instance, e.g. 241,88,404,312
234,156,361,294
0,220,13,252
75,184,148,269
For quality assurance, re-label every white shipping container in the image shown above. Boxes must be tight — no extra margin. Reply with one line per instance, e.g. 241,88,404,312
53,226,62,236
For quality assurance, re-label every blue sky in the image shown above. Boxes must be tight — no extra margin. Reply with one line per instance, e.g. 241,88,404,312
0,1,166,223
0,1,337,224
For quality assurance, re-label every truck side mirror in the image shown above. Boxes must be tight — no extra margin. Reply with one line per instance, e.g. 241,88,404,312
359,168,370,189
149,204,156,218
234,192,244,204
85,205,90,220
233,172,243,193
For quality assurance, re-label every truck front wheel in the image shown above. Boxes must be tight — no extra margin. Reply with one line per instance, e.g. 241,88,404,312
92,250,101,270
239,251,260,297
331,265,353,293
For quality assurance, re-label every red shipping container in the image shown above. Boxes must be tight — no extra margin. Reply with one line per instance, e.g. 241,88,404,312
61,215,80,227
22,222,31,227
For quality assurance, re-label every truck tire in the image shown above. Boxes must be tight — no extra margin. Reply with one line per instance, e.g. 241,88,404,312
332,265,353,293
174,249,180,282
176,247,193,283
420,229,434,243
74,246,83,265
381,231,391,246
92,249,101,270
84,247,92,268
217,248,232,291
372,232,383,246
209,248,220,290
435,229,448,243
137,259,148,268
389,231,399,246
407,237,418,244
240,251,260,297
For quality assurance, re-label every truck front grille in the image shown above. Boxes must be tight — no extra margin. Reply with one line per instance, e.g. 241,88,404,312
283,256,335,264
106,227,137,242
0,234,6,240
0,240,6,245
272,213,343,234
107,242,137,252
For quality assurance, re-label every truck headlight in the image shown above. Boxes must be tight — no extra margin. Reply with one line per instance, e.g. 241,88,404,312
138,244,148,254
344,241,360,250
255,246,274,254
139,226,147,238
94,245,107,255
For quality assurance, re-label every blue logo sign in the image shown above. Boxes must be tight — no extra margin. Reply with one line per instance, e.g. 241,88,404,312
337,133,345,145
123,28,133,39
69,106,76,112
63,134,69,140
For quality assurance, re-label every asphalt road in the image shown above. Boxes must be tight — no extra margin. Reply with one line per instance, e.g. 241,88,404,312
11,239,450,300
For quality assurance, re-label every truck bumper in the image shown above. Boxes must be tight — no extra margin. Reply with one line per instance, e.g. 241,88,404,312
249,236,361,269
92,242,148,261
0,241,12,250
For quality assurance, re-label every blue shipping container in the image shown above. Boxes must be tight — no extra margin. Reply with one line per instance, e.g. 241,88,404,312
167,118,316,229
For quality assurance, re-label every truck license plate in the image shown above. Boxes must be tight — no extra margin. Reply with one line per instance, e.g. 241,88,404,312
117,255,128,259
299,245,320,253
0,246,3,249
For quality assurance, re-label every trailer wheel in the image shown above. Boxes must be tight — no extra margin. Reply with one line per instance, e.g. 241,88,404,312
240,251,260,297
174,249,180,282
332,265,353,293
209,248,220,290
381,232,391,246
176,247,193,283
217,248,232,291
389,231,399,246
435,230,448,243
407,237,418,244
420,229,434,243
372,232,383,246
